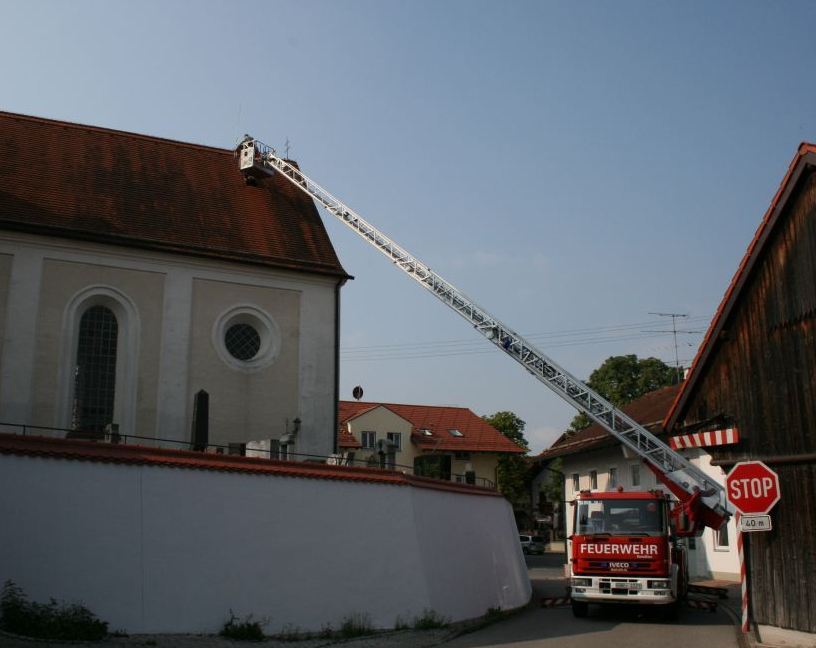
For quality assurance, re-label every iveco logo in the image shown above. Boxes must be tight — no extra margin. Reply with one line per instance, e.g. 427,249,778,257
609,562,630,569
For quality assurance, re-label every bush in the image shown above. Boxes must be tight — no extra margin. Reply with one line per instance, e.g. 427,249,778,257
0,580,108,641
393,615,410,630
339,612,373,638
412,608,449,630
220,611,265,641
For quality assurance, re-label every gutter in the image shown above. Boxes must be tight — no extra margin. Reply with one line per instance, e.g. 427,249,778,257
332,277,346,454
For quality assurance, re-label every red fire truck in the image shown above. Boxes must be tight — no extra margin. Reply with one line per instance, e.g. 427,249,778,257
569,488,691,618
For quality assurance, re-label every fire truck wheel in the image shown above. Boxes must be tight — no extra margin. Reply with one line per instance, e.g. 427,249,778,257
571,600,589,618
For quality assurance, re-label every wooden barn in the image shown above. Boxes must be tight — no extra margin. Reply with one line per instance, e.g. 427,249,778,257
664,143,816,636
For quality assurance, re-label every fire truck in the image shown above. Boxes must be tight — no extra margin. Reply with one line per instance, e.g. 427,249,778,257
237,137,733,617
570,488,689,618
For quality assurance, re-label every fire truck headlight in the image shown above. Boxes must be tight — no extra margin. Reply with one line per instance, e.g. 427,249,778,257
571,578,592,587
647,580,671,589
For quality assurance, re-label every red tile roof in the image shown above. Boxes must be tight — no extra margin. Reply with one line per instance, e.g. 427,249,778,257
0,111,348,278
338,401,526,454
0,433,500,497
663,143,816,432
536,384,681,460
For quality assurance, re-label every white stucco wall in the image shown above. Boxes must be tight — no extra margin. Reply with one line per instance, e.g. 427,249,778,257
558,444,739,581
0,451,530,634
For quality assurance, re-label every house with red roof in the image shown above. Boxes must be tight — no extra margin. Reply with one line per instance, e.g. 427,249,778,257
663,143,816,638
338,400,525,488
534,383,740,582
0,111,348,457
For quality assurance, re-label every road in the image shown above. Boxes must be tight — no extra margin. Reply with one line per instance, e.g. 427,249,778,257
440,552,741,648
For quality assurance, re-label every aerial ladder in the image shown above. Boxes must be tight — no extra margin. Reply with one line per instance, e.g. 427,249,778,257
238,136,732,534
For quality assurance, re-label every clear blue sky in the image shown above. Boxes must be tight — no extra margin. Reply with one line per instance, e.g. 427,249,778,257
3,1,815,452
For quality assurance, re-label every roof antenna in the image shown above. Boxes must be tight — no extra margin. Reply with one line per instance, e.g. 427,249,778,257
284,137,291,159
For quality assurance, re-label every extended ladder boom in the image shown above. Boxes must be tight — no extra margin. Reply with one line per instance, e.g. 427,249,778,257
238,137,731,527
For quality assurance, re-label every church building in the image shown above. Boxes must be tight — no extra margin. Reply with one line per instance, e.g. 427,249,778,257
0,111,349,457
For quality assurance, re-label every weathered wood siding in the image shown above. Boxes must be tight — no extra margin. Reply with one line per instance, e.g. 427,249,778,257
673,168,816,632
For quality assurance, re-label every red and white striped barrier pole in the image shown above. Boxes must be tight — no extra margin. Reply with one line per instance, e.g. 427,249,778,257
736,512,749,633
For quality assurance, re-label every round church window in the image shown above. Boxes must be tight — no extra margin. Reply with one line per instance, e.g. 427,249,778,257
212,305,281,372
225,323,261,361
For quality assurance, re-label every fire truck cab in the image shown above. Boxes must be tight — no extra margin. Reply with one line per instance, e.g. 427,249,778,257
569,489,688,618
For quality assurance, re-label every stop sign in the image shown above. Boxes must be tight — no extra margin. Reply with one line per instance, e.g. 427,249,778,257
726,461,781,515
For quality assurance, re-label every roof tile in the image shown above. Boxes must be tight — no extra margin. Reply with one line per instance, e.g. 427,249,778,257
0,111,348,278
338,401,525,454
537,384,681,460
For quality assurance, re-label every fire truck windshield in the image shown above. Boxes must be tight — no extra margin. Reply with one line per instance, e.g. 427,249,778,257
576,499,666,536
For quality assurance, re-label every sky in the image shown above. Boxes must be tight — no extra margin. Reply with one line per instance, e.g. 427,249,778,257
2,1,815,453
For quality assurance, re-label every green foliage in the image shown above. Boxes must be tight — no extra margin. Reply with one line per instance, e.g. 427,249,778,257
0,580,108,641
483,411,531,504
338,612,373,638
539,457,564,503
276,623,302,640
412,608,450,629
483,411,528,449
568,355,677,432
219,611,265,641
484,607,505,622
393,615,410,630
568,412,591,433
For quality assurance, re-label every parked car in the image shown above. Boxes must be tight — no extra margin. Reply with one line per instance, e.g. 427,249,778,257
519,534,547,555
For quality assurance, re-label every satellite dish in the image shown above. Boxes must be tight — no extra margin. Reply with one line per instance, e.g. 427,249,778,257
352,385,364,401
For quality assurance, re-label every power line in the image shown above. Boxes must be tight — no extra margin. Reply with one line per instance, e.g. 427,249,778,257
341,316,707,364
342,315,711,358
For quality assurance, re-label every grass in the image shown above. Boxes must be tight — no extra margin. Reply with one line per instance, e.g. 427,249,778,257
219,611,265,641
412,608,450,630
338,612,374,638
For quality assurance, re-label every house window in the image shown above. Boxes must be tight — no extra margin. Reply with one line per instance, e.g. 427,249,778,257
572,473,580,493
715,522,730,550
454,451,471,460
630,463,641,487
608,467,617,489
590,470,598,490
361,431,376,449
448,428,463,437
387,432,402,450
73,305,118,435
420,428,433,436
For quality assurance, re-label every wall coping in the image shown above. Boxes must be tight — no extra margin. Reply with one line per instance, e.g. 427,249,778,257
0,433,501,497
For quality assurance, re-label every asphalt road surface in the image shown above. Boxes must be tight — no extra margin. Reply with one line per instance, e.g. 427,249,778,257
441,552,741,648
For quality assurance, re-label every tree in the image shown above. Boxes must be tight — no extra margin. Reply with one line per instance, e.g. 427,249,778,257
568,355,677,433
483,411,530,515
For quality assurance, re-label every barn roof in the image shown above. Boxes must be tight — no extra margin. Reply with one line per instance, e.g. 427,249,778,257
0,111,348,278
663,143,816,432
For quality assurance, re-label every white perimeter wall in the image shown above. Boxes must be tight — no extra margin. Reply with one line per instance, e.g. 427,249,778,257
0,453,530,634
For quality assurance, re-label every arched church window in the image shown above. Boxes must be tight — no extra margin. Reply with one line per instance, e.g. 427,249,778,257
72,305,118,436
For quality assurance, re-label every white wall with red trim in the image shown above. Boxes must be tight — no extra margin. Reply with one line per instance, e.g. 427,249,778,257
0,452,530,634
